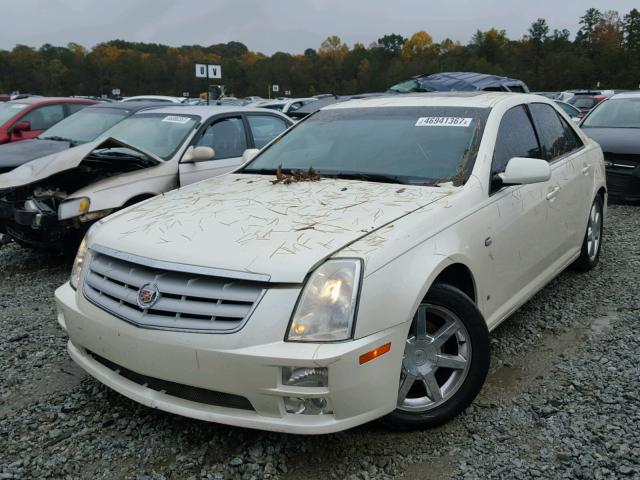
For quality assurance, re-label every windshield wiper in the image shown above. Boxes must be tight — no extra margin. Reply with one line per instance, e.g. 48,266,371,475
90,148,148,160
321,172,409,185
241,167,286,175
40,135,78,145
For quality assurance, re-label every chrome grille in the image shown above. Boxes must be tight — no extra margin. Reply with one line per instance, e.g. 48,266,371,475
83,249,267,333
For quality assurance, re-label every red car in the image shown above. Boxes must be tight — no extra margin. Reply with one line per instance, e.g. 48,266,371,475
0,97,97,145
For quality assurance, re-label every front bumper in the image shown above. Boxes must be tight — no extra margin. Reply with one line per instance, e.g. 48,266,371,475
605,164,640,203
55,282,406,434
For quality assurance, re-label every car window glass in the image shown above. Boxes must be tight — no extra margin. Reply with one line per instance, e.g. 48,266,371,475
247,115,288,149
244,106,490,186
21,104,65,130
197,117,247,159
529,103,576,161
492,105,541,174
556,112,584,152
0,102,28,125
582,98,640,128
67,103,90,115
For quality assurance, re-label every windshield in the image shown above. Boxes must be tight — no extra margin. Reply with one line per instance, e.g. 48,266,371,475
39,107,128,144
241,106,489,185
0,102,28,125
100,113,198,159
582,98,640,128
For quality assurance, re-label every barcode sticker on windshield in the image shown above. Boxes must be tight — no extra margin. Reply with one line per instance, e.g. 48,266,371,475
415,117,472,127
162,115,191,124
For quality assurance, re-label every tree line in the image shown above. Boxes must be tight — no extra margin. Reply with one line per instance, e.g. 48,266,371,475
0,8,639,98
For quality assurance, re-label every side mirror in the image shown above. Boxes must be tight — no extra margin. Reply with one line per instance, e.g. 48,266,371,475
242,148,260,163
182,145,215,163
498,157,551,186
12,121,31,134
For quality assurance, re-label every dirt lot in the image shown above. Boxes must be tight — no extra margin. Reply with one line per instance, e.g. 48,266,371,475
1,205,638,480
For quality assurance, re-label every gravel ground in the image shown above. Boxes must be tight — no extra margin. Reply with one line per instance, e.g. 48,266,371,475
0,204,638,480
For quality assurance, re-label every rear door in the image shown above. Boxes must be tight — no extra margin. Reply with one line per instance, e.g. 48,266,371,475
178,115,249,186
528,102,590,258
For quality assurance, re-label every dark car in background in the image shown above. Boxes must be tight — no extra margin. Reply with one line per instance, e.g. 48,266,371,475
388,72,530,94
569,94,609,119
0,102,173,175
580,92,640,203
0,97,96,145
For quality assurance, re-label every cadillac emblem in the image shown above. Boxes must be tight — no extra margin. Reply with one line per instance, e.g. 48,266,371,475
136,283,160,309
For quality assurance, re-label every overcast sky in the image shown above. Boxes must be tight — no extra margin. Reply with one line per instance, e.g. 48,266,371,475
2,0,638,54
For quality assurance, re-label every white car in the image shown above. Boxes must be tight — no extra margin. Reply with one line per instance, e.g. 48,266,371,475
55,92,606,434
121,95,187,104
0,106,291,250
255,98,317,114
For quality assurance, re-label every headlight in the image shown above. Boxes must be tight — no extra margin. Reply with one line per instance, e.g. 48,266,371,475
59,197,90,220
70,233,92,290
287,259,362,342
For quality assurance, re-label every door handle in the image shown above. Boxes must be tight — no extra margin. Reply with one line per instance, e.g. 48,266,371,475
581,164,591,174
546,186,560,200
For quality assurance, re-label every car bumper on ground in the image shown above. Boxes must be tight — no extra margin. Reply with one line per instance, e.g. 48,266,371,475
55,282,407,434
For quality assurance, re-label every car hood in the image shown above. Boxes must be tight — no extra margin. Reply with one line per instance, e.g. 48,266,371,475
0,138,162,190
92,173,453,283
0,138,72,171
582,127,640,155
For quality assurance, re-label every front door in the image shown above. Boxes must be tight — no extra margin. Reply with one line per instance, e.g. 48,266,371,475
179,116,248,186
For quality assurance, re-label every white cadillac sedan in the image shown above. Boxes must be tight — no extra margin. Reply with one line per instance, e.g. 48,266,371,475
55,92,606,434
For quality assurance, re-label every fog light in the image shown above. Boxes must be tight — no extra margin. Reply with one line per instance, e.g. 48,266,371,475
284,396,332,415
282,367,328,387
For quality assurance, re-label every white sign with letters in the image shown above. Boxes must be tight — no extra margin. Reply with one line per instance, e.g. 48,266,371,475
272,84,280,92
195,64,207,78
207,65,222,79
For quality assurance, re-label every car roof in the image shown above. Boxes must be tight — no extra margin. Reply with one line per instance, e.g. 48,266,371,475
122,95,185,102
610,91,640,100
11,97,96,105
85,101,174,112
323,91,540,110
400,72,530,93
131,105,291,117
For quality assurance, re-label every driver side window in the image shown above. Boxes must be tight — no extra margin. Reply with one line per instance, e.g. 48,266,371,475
492,105,541,175
196,117,247,160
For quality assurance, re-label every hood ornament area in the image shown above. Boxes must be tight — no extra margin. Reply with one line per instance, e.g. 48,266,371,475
136,283,160,309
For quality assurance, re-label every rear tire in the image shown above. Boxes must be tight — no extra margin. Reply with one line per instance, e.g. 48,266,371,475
381,283,490,431
573,195,603,272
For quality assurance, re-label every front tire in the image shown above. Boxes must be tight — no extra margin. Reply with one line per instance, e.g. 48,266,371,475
573,195,603,272
381,283,490,430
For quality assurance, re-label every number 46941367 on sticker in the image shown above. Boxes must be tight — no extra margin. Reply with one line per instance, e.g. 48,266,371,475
415,117,472,127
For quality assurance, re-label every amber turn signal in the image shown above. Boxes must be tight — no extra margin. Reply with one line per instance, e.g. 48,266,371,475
359,343,391,365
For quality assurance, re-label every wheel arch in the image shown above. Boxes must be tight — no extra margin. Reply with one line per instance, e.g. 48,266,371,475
122,193,157,208
429,263,477,303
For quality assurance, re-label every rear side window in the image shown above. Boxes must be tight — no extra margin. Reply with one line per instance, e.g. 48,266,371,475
529,103,581,161
557,112,583,153
247,115,288,149
21,104,65,130
492,105,541,174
